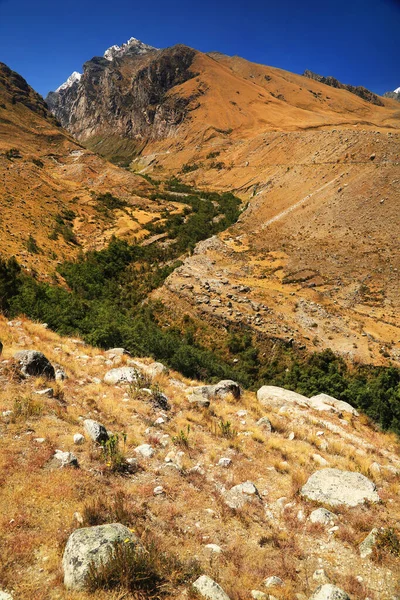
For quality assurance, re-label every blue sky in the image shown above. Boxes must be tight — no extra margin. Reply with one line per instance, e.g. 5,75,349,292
0,0,398,97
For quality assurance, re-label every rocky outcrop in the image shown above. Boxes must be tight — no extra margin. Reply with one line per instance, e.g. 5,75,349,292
46,44,198,155
14,350,55,379
63,523,140,590
257,386,309,409
301,468,380,507
303,70,384,106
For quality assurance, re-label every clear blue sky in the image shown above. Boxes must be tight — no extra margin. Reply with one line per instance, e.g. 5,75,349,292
0,0,398,97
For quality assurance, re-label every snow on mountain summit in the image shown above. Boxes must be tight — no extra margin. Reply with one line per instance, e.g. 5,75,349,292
55,71,82,93
103,36,157,60
394,86,400,94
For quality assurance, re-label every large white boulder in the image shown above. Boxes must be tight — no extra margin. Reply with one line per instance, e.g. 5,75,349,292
301,468,380,507
63,523,140,590
257,386,309,409
308,393,359,416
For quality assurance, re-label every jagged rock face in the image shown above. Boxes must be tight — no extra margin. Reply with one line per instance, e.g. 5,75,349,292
46,45,197,146
303,69,384,106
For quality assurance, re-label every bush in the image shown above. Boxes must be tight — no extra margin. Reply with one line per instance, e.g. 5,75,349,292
26,234,40,254
5,148,21,160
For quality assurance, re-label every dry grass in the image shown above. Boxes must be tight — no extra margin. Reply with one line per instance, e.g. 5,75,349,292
0,316,399,599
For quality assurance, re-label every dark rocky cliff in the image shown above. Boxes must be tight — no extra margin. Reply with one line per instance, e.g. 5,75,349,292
303,69,384,106
46,45,198,155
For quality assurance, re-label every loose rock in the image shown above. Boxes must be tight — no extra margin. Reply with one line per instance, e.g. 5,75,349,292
309,508,336,525
301,468,380,507
192,575,231,600
257,386,309,409
223,481,261,509
14,350,55,379
83,419,109,444
63,523,140,590
309,584,350,600
104,367,138,385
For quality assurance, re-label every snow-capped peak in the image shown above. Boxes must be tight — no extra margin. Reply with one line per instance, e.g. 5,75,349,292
394,86,400,94
55,71,82,93
103,36,156,61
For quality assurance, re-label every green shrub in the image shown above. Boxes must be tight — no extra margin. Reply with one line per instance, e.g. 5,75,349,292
5,148,21,160
26,234,40,254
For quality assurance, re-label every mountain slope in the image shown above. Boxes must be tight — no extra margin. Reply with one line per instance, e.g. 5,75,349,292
0,62,177,276
43,42,400,365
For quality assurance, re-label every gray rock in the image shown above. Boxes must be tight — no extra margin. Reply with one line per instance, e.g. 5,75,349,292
301,468,380,507
106,347,126,356
130,359,168,378
51,449,79,468
251,592,268,600
309,584,350,600
359,528,381,559
83,419,109,444
212,380,241,400
264,576,284,588
308,393,359,416
309,508,336,525
104,366,138,385
187,379,241,406
312,569,330,585
257,386,309,409
223,481,261,509
14,350,55,379
192,575,231,600
0,591,13,600
55,368,67,381
73,433,85,445
257,416,272,432
204,543,222,554
34,387,54,397
218,457,232,468
134,444,154,458
63,523,140,590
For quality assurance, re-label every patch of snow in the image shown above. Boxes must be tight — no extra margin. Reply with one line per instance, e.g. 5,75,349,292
55,71,82,93
394,86,400,94
103,36,157,61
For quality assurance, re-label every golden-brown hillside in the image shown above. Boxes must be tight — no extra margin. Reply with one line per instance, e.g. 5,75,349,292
0,316,399,599
0,62,183,277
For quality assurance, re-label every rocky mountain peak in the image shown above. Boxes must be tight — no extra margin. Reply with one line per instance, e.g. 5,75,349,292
103,36,157,60
55,70,82,93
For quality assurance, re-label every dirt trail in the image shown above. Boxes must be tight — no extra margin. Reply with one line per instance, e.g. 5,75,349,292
261,174,342,230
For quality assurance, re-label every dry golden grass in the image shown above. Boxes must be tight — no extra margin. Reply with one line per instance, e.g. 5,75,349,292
0,315,399,599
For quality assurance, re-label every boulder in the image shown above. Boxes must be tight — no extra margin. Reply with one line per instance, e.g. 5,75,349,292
309,508,336,525
63,523,140,590
301,468,380,507
308,393,359,416
257,386,309,409
83,419,109,444
187,380,241,406
14,350,55,379
104,367,138,385
359,527,381,558
223,481,261,509
192,575,231,600
309,584,350,600
212,380,241,400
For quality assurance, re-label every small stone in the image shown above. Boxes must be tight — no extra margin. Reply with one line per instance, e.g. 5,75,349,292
51,449,79,468
73,433,85,445
309,508,337,525
309,584,350,600
135,444,154,458
359,528,381,559
313,569,330,584
251,591,268,600
264,576,284,588
34,437,46,443
192,575,231,600
153,486,164,495
217,457,232,468
257,416,272,432
154,417,165,425
288,431,295,440
34,388,53,397
223,481,261,509
205,543,222,554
